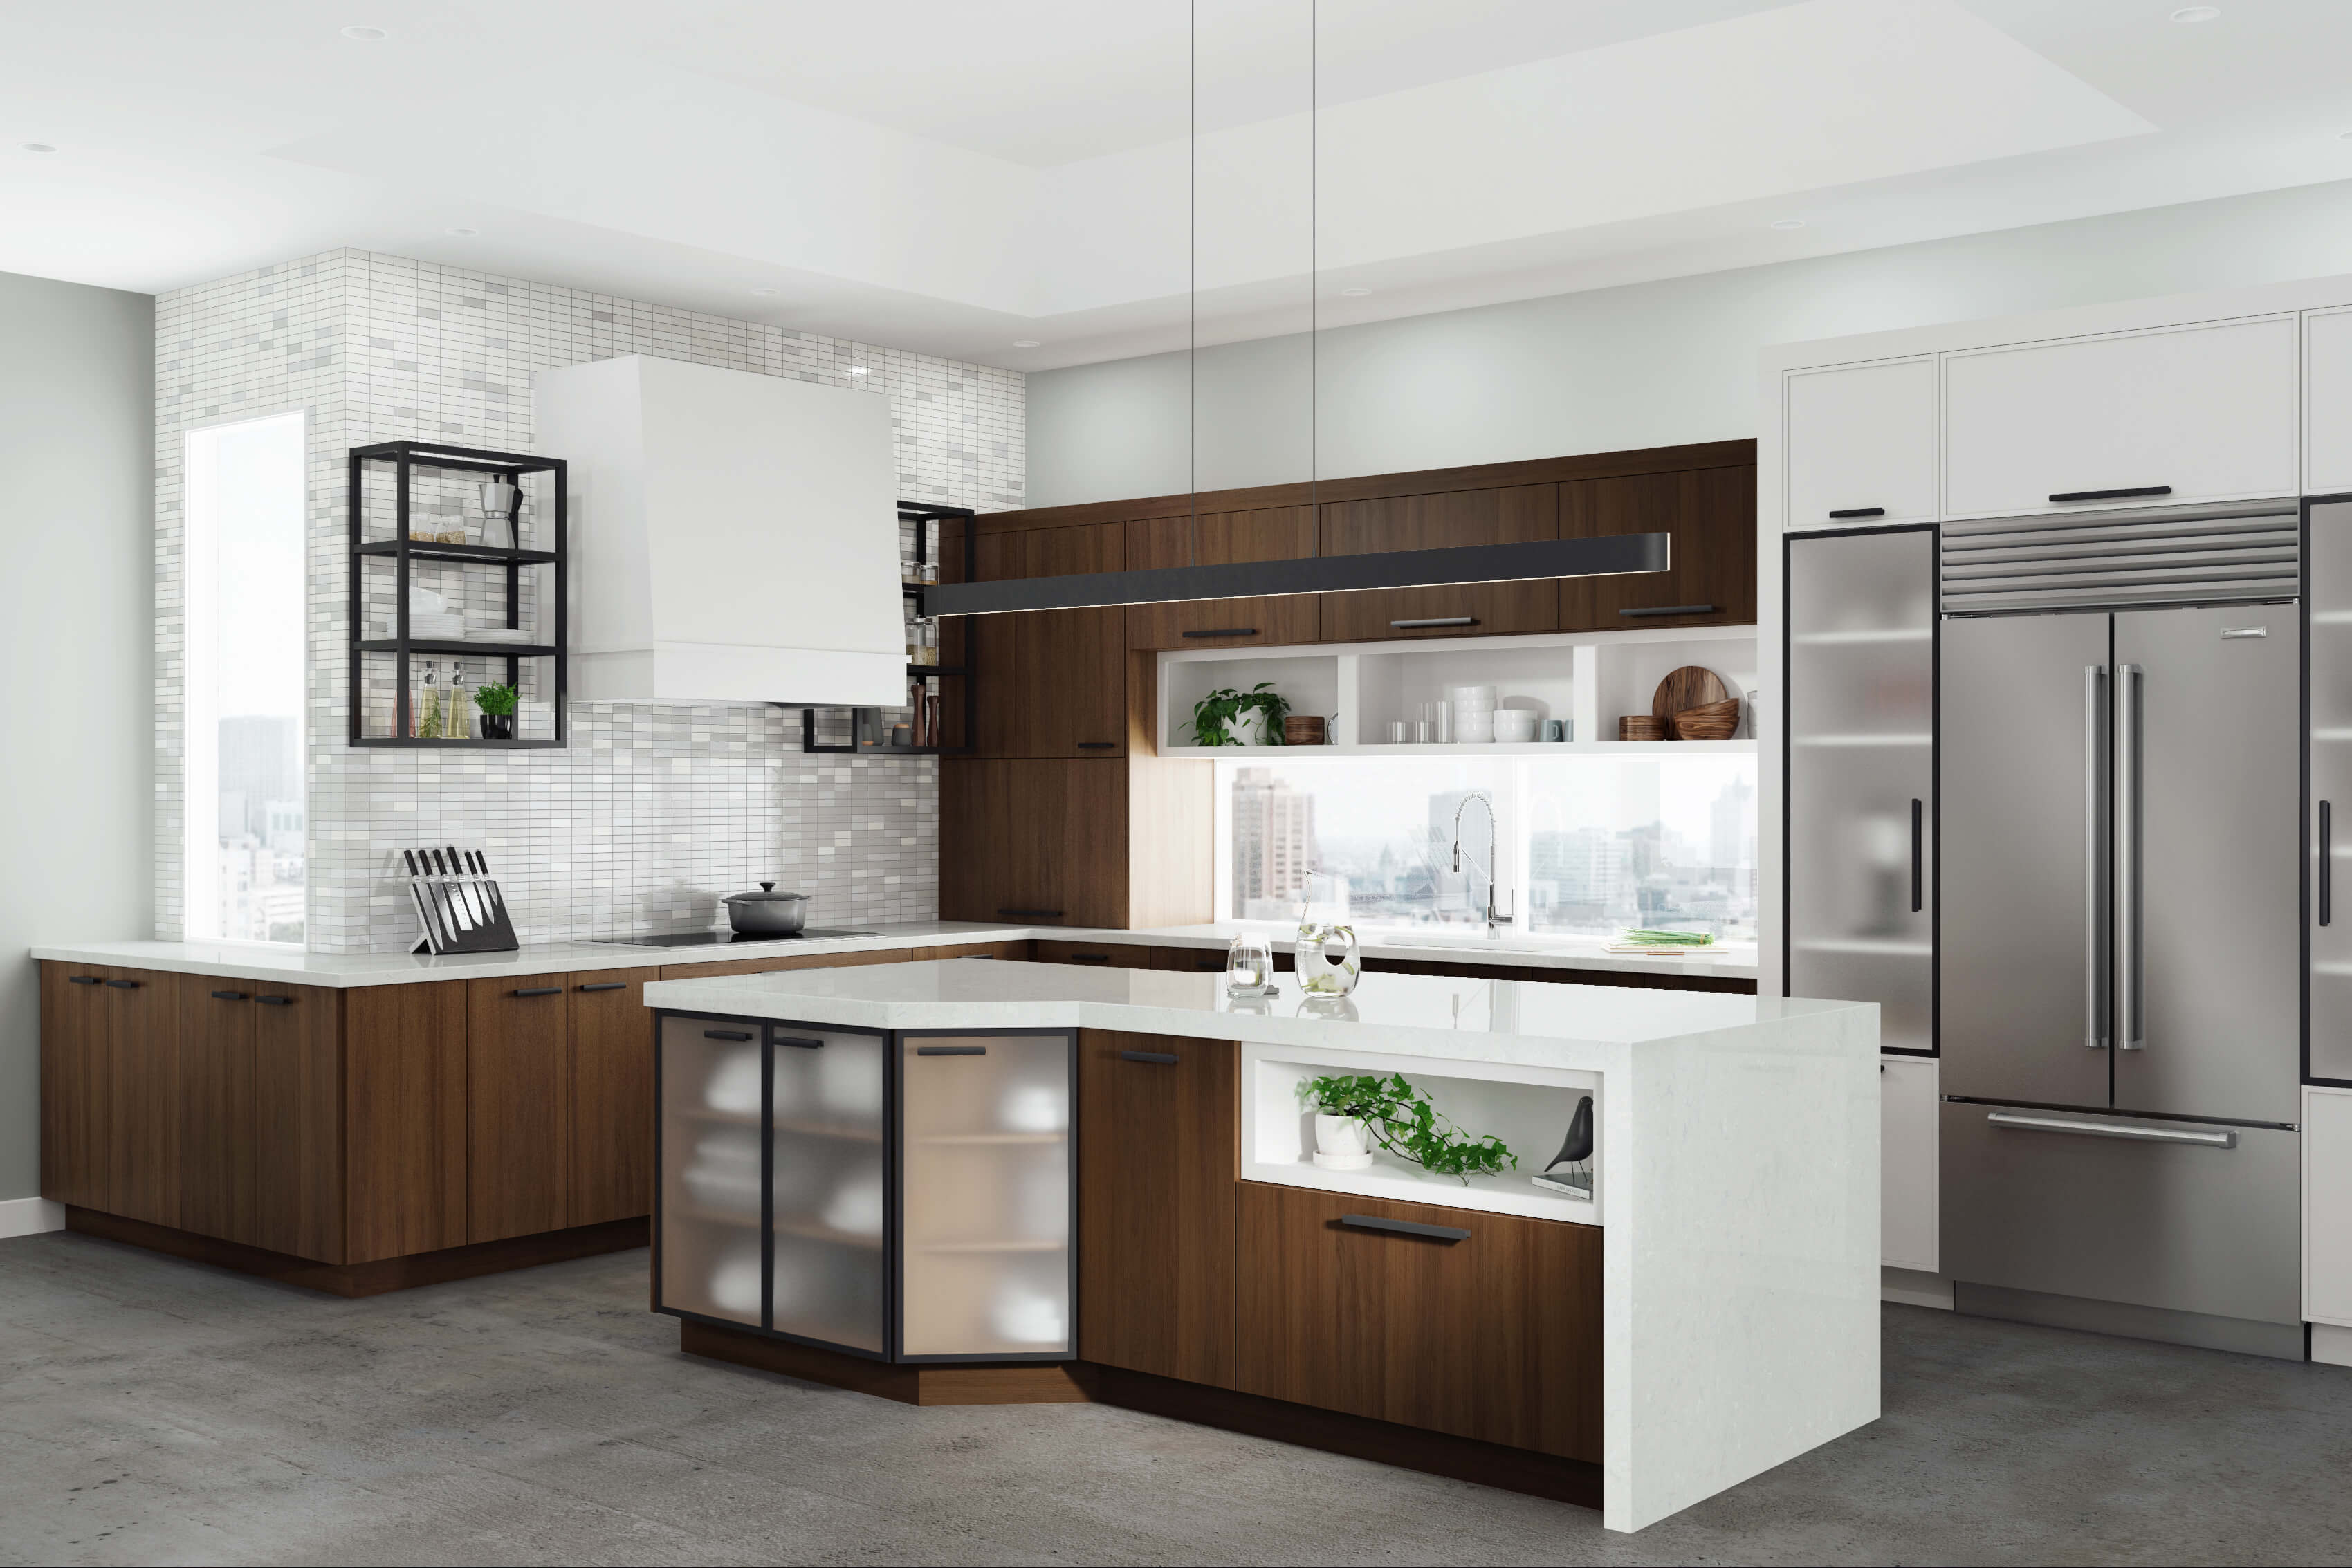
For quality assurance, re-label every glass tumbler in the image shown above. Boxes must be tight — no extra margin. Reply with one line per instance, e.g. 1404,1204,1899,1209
1388,720,1410,744
1225,934,1276,997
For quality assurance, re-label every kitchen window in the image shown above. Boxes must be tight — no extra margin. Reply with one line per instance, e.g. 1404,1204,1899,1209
1214,752,1757,942
182,411,306,943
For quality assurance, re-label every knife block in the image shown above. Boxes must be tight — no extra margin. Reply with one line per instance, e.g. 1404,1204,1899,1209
409,871,520,954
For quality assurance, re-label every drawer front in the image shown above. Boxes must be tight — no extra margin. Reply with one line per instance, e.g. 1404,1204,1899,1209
1033,940,1155,970
1233,1183,1600,1459
1943,316,2298,518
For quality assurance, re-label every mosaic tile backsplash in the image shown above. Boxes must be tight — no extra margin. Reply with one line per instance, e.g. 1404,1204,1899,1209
155,250,1025,952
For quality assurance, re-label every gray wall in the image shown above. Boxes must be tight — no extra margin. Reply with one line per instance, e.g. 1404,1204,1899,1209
1028,178,2352,506
0,270,154,1203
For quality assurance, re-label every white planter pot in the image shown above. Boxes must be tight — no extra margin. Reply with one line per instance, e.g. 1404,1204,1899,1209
1222,709,1270,746
1311,1112,1375,1170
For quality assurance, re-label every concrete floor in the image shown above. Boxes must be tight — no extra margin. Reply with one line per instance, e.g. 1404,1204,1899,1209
3,1236,2351,1568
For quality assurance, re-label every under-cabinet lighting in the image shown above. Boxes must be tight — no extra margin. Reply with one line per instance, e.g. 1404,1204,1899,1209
1770,218,1806,230
2170,6,2219,21
340,24,387,40
923,534,1671,616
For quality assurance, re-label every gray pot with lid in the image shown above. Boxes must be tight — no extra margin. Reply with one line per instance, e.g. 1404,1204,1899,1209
724,881,811,936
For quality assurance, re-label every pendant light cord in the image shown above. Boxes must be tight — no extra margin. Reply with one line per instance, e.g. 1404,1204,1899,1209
1189,0,1198,571
1310,0,1318,553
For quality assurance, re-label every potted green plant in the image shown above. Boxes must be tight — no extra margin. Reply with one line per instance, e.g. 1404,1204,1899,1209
1301,1072,1516,1183
472,681,519,740
1191,683,1290,746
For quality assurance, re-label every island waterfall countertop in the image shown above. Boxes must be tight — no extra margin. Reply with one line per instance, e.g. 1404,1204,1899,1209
647,958,1877,1534
30,921,1756,988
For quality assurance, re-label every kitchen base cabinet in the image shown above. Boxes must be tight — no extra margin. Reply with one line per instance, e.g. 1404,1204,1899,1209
468,975,573,1244
39,963,179,1228
344,979,470,1262
1233,1183,1601,1462
181,978,342,1262
569,970,659,1228
1077,1032,1237,1387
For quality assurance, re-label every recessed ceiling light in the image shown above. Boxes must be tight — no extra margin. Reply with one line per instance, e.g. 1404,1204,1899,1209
1770,218,1808,230
445,225,478,237
749,287,781,297
2170,5,2219,21
1011,339,1041,348
340,24,387,40
19,142,56,154
847,366,872,376
1339,287,1372,297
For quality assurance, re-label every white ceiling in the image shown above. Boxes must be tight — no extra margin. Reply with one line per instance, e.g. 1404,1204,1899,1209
7,0,2352,370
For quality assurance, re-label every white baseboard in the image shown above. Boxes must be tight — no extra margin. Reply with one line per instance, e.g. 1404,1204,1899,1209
0,1196,64,1239
2314,1323,2352,1367
1882,1265,1954,1310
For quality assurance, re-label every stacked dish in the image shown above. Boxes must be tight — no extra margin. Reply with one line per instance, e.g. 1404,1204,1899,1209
1447,684,1496,744
1491,708,1540,744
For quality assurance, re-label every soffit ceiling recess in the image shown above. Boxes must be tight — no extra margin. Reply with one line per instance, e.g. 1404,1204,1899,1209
6,0,2352,369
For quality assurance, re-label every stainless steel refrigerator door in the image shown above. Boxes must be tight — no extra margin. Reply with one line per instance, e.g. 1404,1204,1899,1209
2312,499,2352,1080
1940,1100,2299,1327
1785,527,1936,1051
2111,605,2300,1125
1938,611,2112,1109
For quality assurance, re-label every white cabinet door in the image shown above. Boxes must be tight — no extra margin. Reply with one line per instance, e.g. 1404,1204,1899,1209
1784,357,1938,529
2307,1087,2352,1327
2306,308,2352,495
1881,1056,1938,1273
1943,315,2298,519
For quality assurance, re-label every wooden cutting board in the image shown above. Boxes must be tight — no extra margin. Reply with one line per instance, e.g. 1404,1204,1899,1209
1652,665,1729,719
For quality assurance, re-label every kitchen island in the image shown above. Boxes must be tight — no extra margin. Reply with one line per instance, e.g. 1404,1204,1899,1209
642,959,1877,1533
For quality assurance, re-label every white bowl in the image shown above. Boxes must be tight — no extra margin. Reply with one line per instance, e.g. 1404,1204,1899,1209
1491,712,1541,743
1454,721,1496,744
1446,685,1496,704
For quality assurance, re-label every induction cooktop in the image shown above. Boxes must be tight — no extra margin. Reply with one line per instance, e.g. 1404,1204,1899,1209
591,928,877,948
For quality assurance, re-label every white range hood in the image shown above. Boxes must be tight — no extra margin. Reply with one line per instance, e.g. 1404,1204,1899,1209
534,354,903,706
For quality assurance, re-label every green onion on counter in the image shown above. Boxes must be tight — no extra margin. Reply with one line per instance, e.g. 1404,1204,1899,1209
1617,929,1716,947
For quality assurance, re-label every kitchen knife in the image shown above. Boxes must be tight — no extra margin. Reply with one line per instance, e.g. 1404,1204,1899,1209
429,849,475,931
447,845,484,928
406,851,450,952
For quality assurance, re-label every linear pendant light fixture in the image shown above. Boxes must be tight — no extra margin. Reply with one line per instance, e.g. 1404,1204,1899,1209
925,5,1672,620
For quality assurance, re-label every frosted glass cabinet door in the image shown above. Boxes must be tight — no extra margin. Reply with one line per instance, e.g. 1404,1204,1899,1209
1786,527,1935,1051
899,1033,1073,1358
769,1025,889,1353
659,1015,767,1325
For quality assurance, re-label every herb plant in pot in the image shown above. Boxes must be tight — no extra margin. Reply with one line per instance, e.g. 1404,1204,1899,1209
1301,1072,1517,1183
1191,682,1289,746
473,681,518,740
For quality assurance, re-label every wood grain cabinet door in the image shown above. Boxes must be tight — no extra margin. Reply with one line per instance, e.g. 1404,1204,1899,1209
102,968,180,1228
941,759,1127,926
467,975,571,1244
567,968,659,1226
1127,507,1319,652
1561,465,1756,631
344,981,468,1262
1078,1032,1238,1385
1233,1184,1601,1461
178,977,255,1245
40,963,113,1210
938,520,1022,758
1020,524,1130,757
1033,941,1156,969
1316,486,1559,643
248,984,344,1261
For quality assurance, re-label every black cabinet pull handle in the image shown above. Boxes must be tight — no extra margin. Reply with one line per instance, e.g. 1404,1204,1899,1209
1828,507,1886,519
2324,800,2335,928
210,990,248,1002
1069,952,1110,963
916,1044,987,1056
2049,485,2171,504
1910,797,1925,914
1336,1213,1471,1243
1119,1049,1179,1064
255,995,293,1006
578,981,627,993
998,907,1064,918
1391,616,1476,629
1619,605,1718,618
1076,741,1118,750
1194,958,1222,971
68,975,102,986
1182,627,1260,638
773,1035,825,1050
512,986,562,997
704,1028,754,1042
104,979,140,990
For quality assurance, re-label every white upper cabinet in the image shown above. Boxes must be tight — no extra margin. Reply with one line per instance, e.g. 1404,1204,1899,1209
1942,315,2299,519
2306,307,2352,495
1783,356,1938,530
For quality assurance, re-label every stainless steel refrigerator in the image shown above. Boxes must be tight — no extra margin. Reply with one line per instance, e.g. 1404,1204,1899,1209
1790,501,2310,1358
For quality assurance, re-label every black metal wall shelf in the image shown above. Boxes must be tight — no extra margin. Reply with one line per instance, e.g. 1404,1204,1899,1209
800,502,979,757
347,439,569,748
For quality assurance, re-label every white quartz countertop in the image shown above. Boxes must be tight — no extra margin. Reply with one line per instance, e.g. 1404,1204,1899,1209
643,958,1853,1070
31,922,1754,988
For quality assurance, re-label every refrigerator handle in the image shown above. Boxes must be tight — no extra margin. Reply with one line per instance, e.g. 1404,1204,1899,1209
2117,663,2144,1051
2324,800,2334,929
2084,665,2109,1051
1909,799,1924,914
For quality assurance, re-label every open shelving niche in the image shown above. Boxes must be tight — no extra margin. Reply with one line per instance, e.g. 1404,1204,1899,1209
1242,1040,1601,1225
1154,624,1758,757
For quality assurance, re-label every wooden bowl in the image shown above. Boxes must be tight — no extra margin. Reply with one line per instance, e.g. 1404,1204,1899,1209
1282,714,1327,746
1619,714,1668,742
1671,699,1740,741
